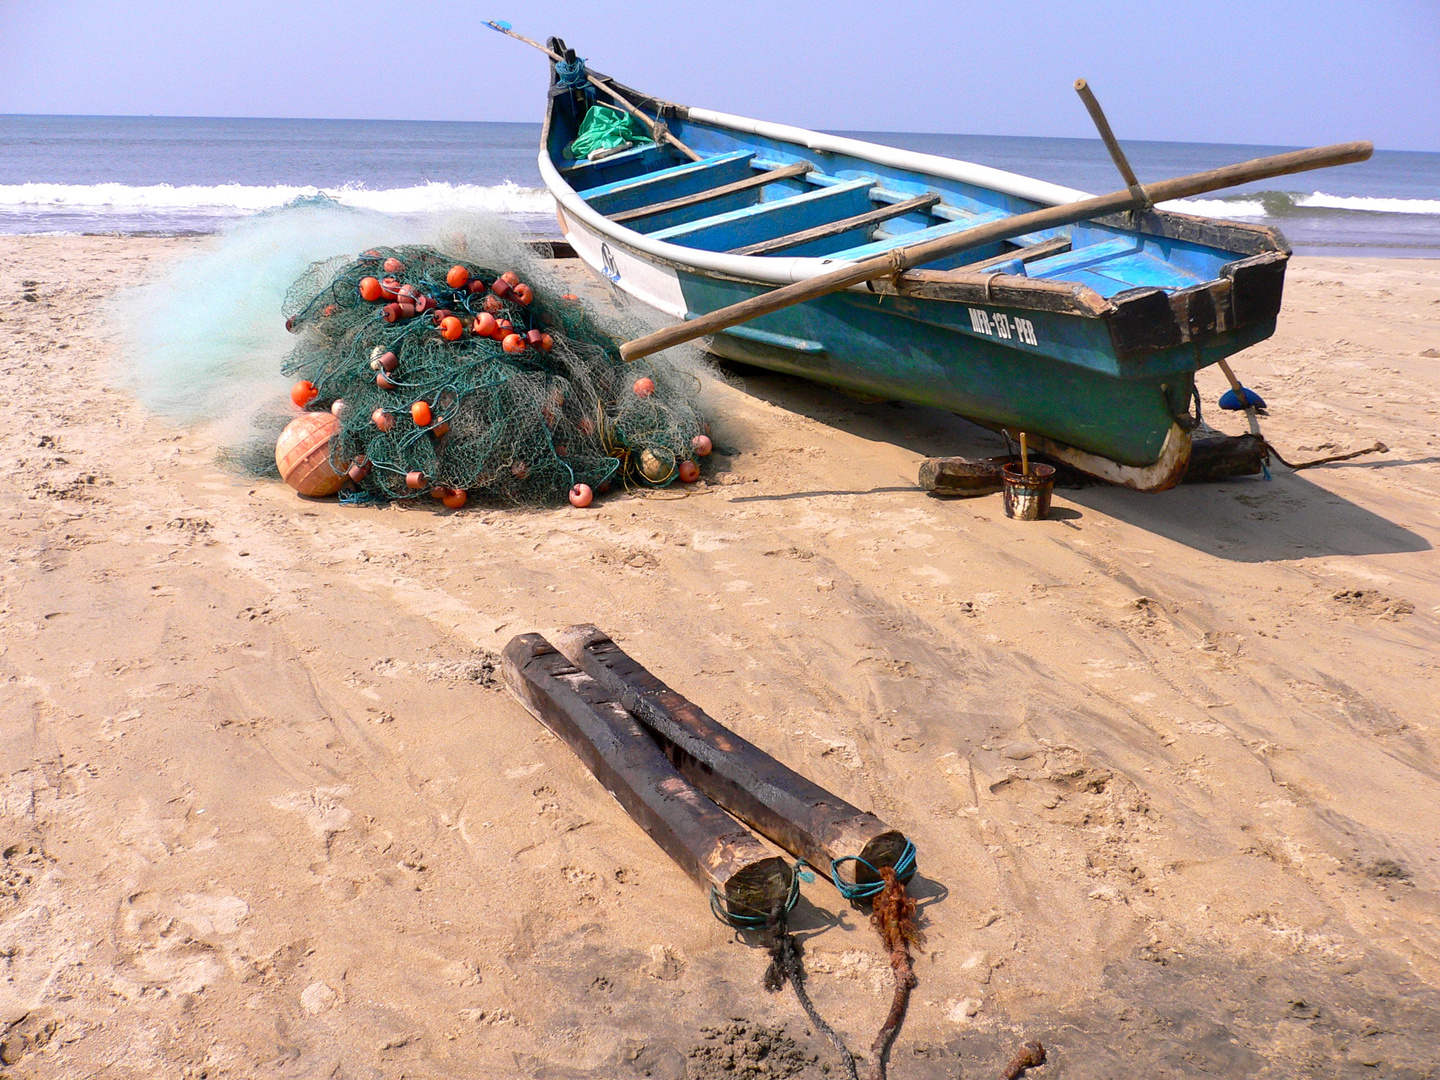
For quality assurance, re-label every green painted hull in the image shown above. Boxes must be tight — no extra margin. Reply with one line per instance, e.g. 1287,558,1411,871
678,272,1275,468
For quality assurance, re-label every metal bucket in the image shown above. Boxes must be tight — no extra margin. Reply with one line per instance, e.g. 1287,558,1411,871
1001,462,1055,520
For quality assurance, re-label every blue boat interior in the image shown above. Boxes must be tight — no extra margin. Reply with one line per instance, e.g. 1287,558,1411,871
553,116,1249,300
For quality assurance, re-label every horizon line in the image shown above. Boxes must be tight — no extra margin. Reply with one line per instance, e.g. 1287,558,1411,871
2,112,1424,155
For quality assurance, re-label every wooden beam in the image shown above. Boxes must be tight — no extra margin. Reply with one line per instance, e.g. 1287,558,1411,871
553,625,910,889
918,455,1008,496
729,193,941,257
502,633,793,920
610,162,813,225
955,235,1072,273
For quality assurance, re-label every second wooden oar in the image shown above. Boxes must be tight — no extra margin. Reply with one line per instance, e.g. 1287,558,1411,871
619,140,1372,361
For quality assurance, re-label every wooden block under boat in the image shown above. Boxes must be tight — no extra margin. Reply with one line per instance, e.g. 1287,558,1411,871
917,455,1010,496
552,625,910,891
1182,433,1269,483
502,633,793,922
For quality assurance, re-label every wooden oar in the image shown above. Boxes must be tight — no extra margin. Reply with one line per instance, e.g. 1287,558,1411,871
485,21,702,163
1073,79,1148,207
618,140,1371,361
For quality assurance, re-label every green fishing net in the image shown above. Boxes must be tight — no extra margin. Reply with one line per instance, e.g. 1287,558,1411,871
565,105,654,161
280,244,706,505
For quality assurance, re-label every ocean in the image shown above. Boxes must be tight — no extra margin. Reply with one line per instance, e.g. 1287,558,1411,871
2,114,1437,258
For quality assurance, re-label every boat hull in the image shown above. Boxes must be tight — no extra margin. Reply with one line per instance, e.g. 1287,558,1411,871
561,209,1277,481
542,59,1289,490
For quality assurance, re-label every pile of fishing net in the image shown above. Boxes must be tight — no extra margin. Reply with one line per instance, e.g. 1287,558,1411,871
276,244,710,508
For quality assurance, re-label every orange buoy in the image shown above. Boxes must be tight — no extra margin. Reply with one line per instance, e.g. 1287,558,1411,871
275,411,345,497
501,333,526,354
441,488,468,509
633,377,656,397
359,277,383,301
290,379,318,407
439,316,464,341
411,400,432,427
446,264,470,288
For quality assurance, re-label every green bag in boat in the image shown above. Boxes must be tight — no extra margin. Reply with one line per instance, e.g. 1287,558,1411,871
566,105,654,161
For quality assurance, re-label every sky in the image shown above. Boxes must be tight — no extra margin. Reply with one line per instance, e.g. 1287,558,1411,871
1,0,1437,151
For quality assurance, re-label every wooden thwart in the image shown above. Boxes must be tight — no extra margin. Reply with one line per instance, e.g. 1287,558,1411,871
956,235,1072,273
610,162,814,225
729,193,941,257
553,625,910,890
502,634,793,920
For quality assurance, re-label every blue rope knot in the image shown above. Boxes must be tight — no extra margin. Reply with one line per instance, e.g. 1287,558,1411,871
710,862,803,929
555,56,589,90
829,839,917,901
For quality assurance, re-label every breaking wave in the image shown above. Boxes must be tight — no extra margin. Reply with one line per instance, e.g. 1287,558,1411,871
1158,190,1440,220
0,180,555,216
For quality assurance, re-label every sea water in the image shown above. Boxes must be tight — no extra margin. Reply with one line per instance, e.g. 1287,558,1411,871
2,114,1436,258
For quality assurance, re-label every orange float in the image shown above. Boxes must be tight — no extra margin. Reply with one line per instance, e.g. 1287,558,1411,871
290,380,318,407
446,265,470,288
359,277,383,301
275,411,345,497
411,400,432,427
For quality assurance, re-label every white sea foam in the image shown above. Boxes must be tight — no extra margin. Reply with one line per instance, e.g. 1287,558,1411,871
1295,192,1440,215
0,180,555,216
1154,197,1267,218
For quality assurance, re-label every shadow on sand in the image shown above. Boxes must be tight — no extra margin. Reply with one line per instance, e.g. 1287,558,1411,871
715,361,1431,564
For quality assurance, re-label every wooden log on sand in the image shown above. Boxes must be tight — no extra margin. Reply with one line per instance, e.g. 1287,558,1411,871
553,625,910,892
1183,433,1269,482
503,633,793,922
918,455,1009,496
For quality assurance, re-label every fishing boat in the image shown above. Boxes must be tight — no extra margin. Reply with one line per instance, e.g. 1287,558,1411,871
529,35,1357,491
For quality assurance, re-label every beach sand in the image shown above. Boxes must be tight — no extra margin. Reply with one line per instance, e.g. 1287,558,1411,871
1,235,1437,1078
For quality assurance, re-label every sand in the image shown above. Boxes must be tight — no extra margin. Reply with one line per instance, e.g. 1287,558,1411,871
1,235,1437,1079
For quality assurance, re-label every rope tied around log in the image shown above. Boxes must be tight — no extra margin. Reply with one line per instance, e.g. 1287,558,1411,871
710,861,803,929
762,899,860,1080
830,839,917,901
867,866,922,1080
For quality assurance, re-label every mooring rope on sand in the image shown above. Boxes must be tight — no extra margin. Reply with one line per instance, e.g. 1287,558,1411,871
866,866,921,1080
763,902,860,1080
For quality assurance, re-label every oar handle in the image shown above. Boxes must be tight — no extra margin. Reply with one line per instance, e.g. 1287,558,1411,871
1074,79,1146,205
618,139,1371,362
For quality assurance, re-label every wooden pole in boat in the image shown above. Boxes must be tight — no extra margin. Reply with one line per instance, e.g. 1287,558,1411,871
618,140,1372,362
1073,79,1148,207
484,21,703,163
1020,432,1030,476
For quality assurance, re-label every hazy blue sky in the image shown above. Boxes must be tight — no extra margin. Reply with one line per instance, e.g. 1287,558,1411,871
3,1,1436,150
